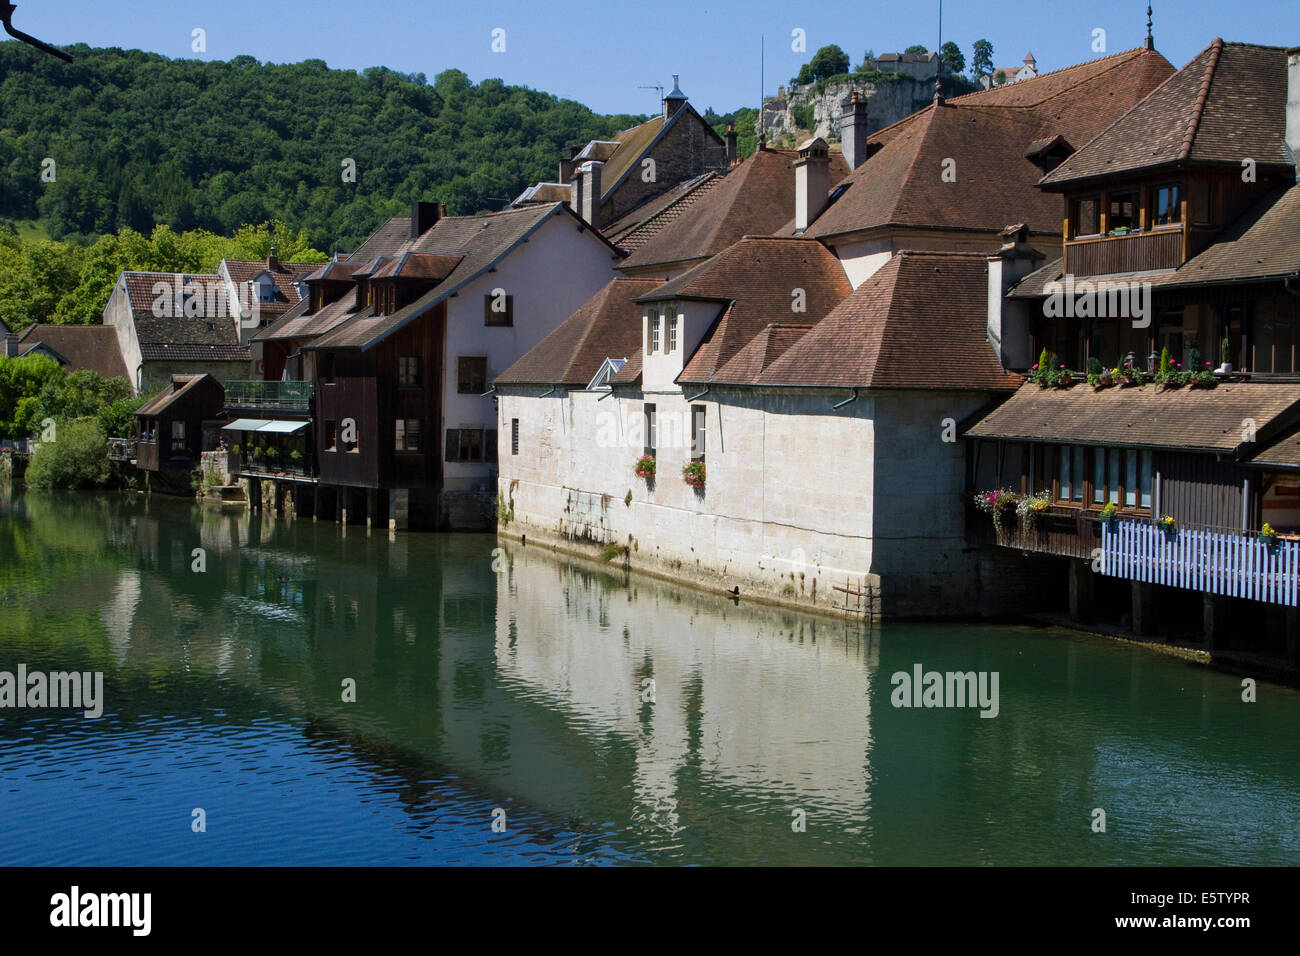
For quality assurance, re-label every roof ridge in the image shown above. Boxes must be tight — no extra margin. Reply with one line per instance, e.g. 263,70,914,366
1180,37,1224,161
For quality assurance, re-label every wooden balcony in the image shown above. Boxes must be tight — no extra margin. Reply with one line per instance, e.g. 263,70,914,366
1101,521,1299,607
968,503,1101,559
224,380,314,410
1064,227,1182,277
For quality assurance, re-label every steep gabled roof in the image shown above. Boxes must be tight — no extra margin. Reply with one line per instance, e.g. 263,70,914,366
751,251,1022,391
495,277,661,386
222,258,318,323
621,148,849,270
119,272,246,361
121,271,225,315
793,47,1174,240
310,203,615,352
16,324,129,381
133,373,221,417
1041,40,1293,188
631,236,850,384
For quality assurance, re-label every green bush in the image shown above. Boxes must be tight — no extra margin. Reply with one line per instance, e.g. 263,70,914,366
25,418,111,489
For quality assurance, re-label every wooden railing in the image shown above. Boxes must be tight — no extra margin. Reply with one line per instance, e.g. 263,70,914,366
1101,521,1300,607
1064,228,1183,276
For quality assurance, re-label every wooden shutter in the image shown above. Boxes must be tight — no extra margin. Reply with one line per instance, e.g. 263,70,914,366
445,428,459,462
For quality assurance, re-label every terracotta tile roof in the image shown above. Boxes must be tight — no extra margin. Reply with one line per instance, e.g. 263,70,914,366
602,171,722,252
121,271,249,361
1041,40,1293,187
122,272,226,315
792,47,1174,240
1012,183,1300,296
630,237,851,384
966,381,1300,454
496,277,662,386
139,343,250,363
16,324,129,381
311,203,607,351
222,258,318,323
709,323,813,384
750,251,1023,391
621,148,850,271
302,260,360,283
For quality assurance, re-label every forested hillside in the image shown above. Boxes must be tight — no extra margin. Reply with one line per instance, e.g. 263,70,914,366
0,42,645,251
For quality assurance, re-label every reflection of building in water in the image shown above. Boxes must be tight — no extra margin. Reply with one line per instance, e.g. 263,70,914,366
487,544,878,836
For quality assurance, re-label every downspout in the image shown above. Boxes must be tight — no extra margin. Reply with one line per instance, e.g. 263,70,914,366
831,388,859,410
685,384,710,402
539,385,558,397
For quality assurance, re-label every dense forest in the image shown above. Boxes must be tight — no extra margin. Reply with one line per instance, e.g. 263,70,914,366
0,42,649,251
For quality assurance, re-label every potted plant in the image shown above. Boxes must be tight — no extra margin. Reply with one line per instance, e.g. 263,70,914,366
1220,333,1233,373
231,443,242,456
1260,523,1279,549
682,458,706,488
974,489,1020,537
1098,501,1118,526
1017,490,1051,534
251,446,263,460
290,448,303,473
1157,514,1176,539
1117,362,1142,386
634,453,656,481
1187,363,1217,388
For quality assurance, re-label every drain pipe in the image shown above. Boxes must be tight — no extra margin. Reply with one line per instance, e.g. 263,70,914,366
539,384,559,397
685,385,710,402
831,388,859,410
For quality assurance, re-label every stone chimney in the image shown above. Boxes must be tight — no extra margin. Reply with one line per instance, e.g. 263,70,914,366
725,124,737,164
986,224,1045,370
841,90,869,171
578,160,603,229
1287,49,1300,160
794,137,830,232
266,247,280,271
410,201,440,240
663,74,687,119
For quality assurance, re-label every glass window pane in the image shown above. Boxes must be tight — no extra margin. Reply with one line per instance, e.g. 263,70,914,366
1072,448,1084,501
1107,450,1120,505
1057,445,1071,500
1139,451,1152,509
1125,450,1137,507
1092,449,1105,504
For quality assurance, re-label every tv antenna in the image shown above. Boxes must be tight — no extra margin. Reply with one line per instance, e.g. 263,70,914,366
637,83,664,110
2,2,72,61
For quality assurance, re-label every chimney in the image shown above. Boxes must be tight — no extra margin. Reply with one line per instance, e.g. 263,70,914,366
663,74,687,118
569,169,583,215
579,160,603,229
1288,50,1300,160
266,246,280,271
793,137,830,232
410,201,440,240
4,333,19,358
986,224,1045,370
725,124,737,164
841,90,869,171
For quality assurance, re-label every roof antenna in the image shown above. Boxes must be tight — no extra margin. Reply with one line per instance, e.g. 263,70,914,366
1,1,72,61
933,0,945,105
1145,3,1155,51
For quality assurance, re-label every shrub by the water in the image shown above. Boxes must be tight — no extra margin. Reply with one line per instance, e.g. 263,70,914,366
24,418,111,489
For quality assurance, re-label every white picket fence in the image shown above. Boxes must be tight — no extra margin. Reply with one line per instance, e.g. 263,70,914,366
1101,521,1300,606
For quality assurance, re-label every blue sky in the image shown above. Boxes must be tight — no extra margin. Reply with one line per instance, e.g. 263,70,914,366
15,0,1298,115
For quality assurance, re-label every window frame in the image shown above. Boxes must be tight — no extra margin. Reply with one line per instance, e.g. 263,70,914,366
1152,182,1182,228
457,356,487,394
398,355,421,387
395,418,421,453
484,293,514,327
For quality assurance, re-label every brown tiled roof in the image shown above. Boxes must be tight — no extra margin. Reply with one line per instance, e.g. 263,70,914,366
1040,40,1293,187
602,171,722,252
592,117,665,200
793,47,1174,240
1246,427,1300,469
16,324,129,381
133,374,220,416
121,272,247,360
311,203,614,351
122,272,226,315
966,381,1300,454
222,258,318,323
621,148,850,271
709,323,812,384
1012,184,1300,296
496,277,662,386
256,287,365,343
139,343,250,363
631,237,851,384
750,251,1023,391
347,217,414,259
372,251,463,280
302,260,360,283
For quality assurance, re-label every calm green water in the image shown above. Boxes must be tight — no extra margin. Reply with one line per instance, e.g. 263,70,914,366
1,489,1298,865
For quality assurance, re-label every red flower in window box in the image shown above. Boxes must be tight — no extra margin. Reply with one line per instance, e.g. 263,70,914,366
682,459,706,488
634,454,656,481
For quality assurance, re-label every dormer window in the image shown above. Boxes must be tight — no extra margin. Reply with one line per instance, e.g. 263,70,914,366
1072,196,1100,238
1153,184,1182,227
1108,192,1138,232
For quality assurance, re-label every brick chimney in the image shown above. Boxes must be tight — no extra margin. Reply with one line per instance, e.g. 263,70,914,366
841,90,869,171
725,124,737,164
266,247,280,271
410,201,440,240
578,160,603,229
1288,50,1300,160
794,137,830,232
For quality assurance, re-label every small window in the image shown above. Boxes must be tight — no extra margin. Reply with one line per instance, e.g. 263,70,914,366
1108,192,1138,232
1153,184,1181,227
458,428,484,462
1073,196,1100,237
511,418,519,456
649,312,661,353
690,404,706,460
171,420,186,452
324,420,338,451
395,419,420,452
668,314,679,353
1138,451,1153,510
485,293,514,326
458,356,487,394
644,403,657,454
398,356,420,386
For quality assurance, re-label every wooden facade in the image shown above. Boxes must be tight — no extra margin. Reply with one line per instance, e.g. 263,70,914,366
315,302,446,490
134,374,225,473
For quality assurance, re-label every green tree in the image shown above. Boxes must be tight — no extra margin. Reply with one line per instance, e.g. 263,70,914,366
904,45,929,55
940,41,966,75
972,39,995,80
0,353,63,438
807,45,851,82
25,418,112,489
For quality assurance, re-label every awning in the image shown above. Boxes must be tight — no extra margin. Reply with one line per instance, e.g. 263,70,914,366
223,418,271,431
258,420,310,434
